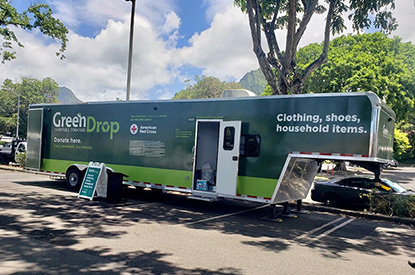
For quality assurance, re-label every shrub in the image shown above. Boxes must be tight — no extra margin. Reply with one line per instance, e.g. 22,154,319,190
394,128,411,160
367,191,415,218
15,151,26,168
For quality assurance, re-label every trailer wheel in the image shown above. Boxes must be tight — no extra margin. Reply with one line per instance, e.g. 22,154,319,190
66,168,83,190
323,193,343,208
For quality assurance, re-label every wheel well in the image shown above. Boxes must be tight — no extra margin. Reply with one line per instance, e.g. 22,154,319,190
65,164,114,177
66,164,88,177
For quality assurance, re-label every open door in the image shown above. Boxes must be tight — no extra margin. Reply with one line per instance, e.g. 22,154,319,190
216,121,241,196
192,120,241,198
26,108,43,170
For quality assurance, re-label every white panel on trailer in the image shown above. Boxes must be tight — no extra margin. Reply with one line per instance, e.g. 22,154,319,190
216,121,241,196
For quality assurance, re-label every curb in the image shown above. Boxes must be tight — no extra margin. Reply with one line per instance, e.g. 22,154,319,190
301,202,415,226
0,164,24,173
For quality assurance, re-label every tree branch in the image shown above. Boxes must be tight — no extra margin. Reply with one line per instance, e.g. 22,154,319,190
299,0,336,84
284,0,296,67
246,0,280,94
293,0,318,55
264,0,283,61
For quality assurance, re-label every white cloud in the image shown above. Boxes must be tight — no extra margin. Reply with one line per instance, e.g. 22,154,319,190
161,12,182,48
391,0,415,43
177,6,257,82
176,3,354,83
162,12,181,34
1,0,412,103
0,13,177,101
203,0,235,21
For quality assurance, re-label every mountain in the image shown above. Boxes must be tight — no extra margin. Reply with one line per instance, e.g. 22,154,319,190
58,87,82,104
239,69,267,95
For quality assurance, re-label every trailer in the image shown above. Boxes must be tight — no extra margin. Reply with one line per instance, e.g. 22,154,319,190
26,92,395,207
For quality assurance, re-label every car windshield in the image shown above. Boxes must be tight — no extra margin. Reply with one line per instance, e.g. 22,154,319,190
382,179,407,193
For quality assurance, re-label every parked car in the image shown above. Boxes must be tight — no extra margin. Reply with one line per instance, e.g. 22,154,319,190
0,136,26,164
311,176,411,209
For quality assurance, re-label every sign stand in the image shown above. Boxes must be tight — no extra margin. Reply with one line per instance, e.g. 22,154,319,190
78,162,107,200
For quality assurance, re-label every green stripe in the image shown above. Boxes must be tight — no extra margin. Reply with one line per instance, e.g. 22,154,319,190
42,159,277,197
237,176,278,198
42,159,87,173
42,159,193,188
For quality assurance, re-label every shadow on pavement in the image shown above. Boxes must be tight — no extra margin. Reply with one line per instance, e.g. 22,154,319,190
0,176,414,273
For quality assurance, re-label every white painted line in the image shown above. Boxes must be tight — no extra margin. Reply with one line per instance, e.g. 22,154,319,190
183,205,269,225
303,217,356,245
294,216,346,241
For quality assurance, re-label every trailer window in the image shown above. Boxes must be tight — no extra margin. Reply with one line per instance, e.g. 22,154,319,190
240,135,261,157
223,127,235,150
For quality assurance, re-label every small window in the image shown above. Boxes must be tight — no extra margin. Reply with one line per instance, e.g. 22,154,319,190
223,127,235,150
240,134,261,157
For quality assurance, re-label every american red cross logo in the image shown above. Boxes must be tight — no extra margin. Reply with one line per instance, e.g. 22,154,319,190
130,124,138,135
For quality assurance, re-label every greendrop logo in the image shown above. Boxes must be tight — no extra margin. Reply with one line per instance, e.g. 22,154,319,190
53,112,120,140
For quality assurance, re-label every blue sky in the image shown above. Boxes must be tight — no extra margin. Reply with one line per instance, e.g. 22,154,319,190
1,0,415,102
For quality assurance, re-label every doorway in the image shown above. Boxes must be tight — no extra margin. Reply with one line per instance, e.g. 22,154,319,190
192,120,241,197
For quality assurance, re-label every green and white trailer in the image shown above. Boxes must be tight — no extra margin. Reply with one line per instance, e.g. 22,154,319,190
26,92,395,206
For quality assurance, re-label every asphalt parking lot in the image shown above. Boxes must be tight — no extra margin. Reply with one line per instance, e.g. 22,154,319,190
0,166,414,274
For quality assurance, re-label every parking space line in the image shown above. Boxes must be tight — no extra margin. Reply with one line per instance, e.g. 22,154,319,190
303,217,356,245
294,216,346,241
183,205,269,225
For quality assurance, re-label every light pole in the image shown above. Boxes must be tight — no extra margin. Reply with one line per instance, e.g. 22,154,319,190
16,94,20,139
125,0,136,101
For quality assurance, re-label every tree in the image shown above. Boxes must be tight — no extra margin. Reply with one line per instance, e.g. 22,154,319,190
0,0,68,62
235,0,398,95
0,77,59,138
172,76,241,99
294,32,415,160
297,33,415,121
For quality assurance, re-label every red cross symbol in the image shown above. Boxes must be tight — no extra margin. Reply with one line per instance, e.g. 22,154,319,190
130,124,138,135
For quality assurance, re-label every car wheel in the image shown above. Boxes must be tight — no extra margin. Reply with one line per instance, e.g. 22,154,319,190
323,193,343,208
66,168,83,190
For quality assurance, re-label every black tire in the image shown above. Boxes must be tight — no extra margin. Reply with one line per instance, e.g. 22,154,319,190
66,168,83,190
323,193,343,208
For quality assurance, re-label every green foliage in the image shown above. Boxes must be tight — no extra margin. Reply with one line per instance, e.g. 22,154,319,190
367,191,415,218
393,128,411,160
15,151,26,167
397,121,415,162
299,33,415,122
296,32,415,160
261,85,273,96
0,77,59,138
0,0,68,62
173,76,241,99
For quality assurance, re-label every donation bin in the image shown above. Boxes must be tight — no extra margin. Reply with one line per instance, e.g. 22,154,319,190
107,171,128,202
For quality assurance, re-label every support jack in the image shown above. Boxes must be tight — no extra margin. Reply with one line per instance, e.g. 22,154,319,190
290,200,310,215
260,204,285,222
278,202,298,218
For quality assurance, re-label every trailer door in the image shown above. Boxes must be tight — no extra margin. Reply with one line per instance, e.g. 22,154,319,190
216,121,241,196
26,108,43,170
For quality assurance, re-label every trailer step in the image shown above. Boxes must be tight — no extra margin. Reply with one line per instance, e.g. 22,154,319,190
188,195,217,202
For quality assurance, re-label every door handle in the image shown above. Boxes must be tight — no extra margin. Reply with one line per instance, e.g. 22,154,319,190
232,156,238,161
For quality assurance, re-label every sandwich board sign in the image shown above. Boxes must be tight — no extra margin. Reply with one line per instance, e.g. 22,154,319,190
78,162,107,200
